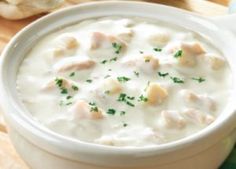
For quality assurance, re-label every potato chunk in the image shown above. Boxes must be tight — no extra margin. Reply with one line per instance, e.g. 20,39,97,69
53,57,96,73
148,31,171,47
143,55,160,70
103,78,122,95
180,89,216,112
52,34,79,57
70,100,104,120
146,83,168,105
204,53,225,70
117,30,134,43
89,32,127,57
122,55,159,73
162,110,186,129
181,108,215,125
42,77,78,91
177,42,205,67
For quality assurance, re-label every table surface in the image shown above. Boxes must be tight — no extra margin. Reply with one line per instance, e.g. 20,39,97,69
0,0,235,169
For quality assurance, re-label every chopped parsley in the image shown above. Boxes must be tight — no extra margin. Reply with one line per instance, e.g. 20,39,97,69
123,123,128,127
117,93,135,107
192,77,206,83
112,43,122,54
66,95,72,100
107,109,116,115
154,48,162,52
110,57,117,62
134,71,139,77
86,79,93,83
89,102,98,112
174,50,183,58
60,88,68,94
72,85,79,91
69,72,75,77
100,57,117,65
90,106,98,112
138,95,148,102
89,102,96,106
101,60,108,64
117,76,130,83
170,77,184,84
120,111,126,116
55,78,63,88
158,72,169,78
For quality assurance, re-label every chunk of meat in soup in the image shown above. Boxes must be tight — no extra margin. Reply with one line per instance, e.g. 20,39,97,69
70,100,104,120
53,57,96,73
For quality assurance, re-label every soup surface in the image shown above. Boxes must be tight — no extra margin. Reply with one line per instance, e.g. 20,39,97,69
17,17,232,147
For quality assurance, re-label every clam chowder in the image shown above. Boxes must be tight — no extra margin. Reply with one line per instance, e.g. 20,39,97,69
17,17,232,147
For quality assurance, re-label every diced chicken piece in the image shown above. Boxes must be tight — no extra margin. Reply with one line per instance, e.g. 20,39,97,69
180,89,216,112
117,30,134,43
70,100,104,120
146,82,168,105
102,77,122,95
42,77,78,91
148,31,171,47
177,42,206,67
122,55,159,73
89,32,127,56
53,57,96,73
181,108,215,125
52,34,79,57
162,110,186,129
143,55,160,70
204,53,225,70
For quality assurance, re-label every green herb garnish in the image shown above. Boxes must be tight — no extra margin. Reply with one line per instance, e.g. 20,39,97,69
69,72,75,77
55,78,63,87
101,60,108,64
110,57,117,62
61,88,68,94
120,111,126,116
89,102,98,112
117,93,135,107
86,79,93,83
154,48,162,52
117,76,130,83
174,50,183,58
158,72,169,78
192,77,205,83
123,123,128,127
72,85,79,91
112,43,122,54
66,95,72,100
138,95,148,102
170,77,184,84
107,109,116,115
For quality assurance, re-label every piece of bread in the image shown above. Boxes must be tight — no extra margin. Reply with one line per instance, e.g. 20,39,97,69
0,131,30,169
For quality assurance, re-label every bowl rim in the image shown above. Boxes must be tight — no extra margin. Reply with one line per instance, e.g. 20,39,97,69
1,0,236,159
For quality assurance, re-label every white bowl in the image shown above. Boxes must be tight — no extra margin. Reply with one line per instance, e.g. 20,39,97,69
0,1,236,169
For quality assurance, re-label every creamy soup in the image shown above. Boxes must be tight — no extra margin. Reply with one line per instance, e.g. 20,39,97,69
17,17,232,147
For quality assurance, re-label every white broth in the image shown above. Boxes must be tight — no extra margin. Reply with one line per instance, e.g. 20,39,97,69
17,17,232,147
